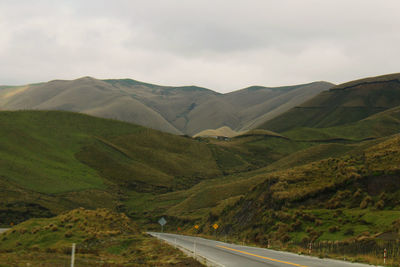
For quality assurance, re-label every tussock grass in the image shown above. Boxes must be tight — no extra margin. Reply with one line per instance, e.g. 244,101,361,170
0,208,204,266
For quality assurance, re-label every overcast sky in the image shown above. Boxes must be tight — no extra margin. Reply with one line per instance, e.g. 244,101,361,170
0,1,399,93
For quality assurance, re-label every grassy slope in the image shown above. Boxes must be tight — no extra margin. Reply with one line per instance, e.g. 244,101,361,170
193,126,242,138
0,110,221,194
283,105,400,141
2,110,315,226
0,111,256,225
2,106,400,254
0,208,203,266
212,134,400,245
2,108,400,226
259,73,400,133
123,134,320,222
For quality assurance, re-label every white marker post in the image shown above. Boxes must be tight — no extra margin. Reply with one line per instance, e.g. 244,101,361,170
174,238,177,248
71,243,76,267
384,248,387,265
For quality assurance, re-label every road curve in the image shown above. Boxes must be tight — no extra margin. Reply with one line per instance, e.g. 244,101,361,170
149,232,375,267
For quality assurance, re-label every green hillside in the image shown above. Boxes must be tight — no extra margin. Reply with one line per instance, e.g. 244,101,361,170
208,133,400,246
0,208,202,266
1,110,313,226
0,110,222,194
2,107,400,228
260,73,400,133
0,110,256,224
282,105,400,141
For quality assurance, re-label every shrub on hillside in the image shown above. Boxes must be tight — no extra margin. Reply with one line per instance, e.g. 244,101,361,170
360,196,372,209
329,226,340,233
291,219,302,230
315,219,323,226
344,228,355,236
375,200,385,210
281,234,291,243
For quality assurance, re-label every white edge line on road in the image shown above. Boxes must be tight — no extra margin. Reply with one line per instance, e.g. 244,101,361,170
234,243,378,266
149,233,379,267
149,232,226,267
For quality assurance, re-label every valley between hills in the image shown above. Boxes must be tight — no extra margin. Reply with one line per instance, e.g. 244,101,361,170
1,73,400,266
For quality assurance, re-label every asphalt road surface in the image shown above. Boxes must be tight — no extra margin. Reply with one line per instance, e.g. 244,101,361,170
0,228,9,234
149,232,374,267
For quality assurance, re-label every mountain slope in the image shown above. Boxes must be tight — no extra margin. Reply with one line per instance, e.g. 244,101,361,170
0,77,183,134
229,82,334,130
282,105,400,141
0,77,333,135
0,110,288,225
259,73,400,133
210,133,400,247
0,110,220,224
0,110,226,193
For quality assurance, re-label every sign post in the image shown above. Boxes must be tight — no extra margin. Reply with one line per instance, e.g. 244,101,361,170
158,217,167,232
212,223,219,238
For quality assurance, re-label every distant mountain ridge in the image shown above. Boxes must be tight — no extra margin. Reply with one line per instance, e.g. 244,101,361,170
259,73,400,133
0,77,333,135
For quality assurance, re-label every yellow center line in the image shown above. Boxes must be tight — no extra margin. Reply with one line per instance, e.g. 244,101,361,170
216,245,308,267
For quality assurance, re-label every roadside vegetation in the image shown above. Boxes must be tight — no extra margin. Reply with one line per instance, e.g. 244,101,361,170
0,208,203,266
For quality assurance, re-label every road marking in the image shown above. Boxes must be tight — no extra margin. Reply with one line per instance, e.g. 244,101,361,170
216,245,308,267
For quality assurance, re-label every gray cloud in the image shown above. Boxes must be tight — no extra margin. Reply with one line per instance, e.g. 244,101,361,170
0,0,400,92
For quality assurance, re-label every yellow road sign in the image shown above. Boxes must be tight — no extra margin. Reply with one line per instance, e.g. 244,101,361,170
194,225,199,229
213,223,219,230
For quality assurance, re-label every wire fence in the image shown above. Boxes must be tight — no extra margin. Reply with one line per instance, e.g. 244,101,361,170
288,239,400,266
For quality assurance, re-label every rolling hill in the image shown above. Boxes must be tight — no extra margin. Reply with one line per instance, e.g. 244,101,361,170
0,77,333,135
0,110,233,225
193,126,242,138
259,73,400,133
0,110,310,226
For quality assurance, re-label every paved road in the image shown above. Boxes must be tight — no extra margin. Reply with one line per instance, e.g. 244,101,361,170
0,228,9,234
149,232,375,267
